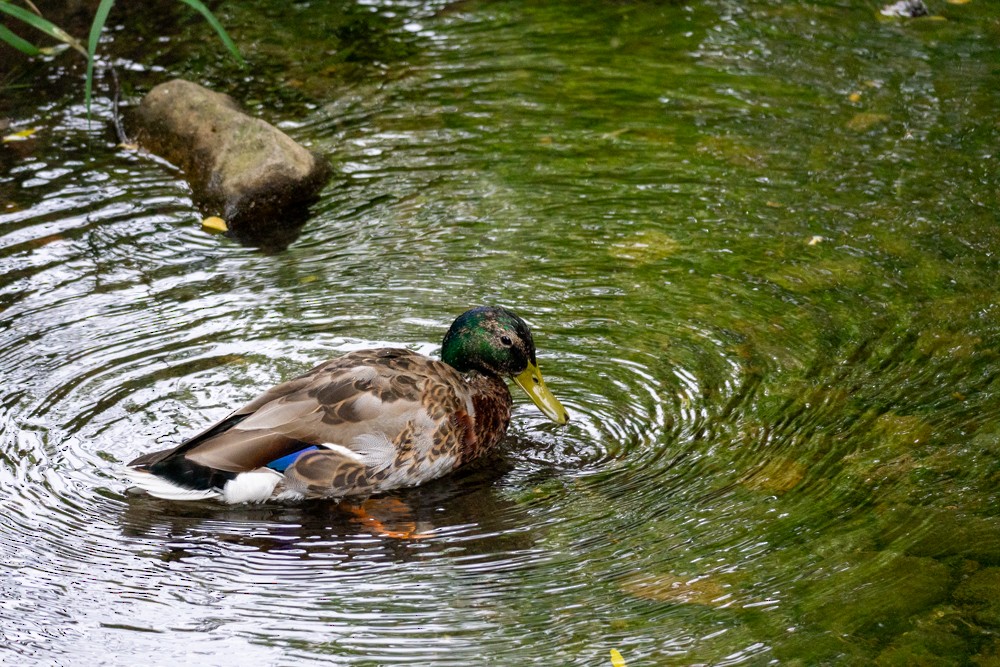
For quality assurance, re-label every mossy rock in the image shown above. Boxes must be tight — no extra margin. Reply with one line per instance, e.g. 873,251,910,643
130,79,331,250
899,513,1000,565
953,568,1000,627
874,608,969,666
799,553,950,639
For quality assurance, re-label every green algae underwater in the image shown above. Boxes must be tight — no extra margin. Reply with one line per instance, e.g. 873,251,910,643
2,0,1000,664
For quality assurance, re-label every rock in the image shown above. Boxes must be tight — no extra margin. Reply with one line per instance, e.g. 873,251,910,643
953,567,1000,627
129,79,331,250
874,610,968,666
799,553,951,639
895,512,1000,565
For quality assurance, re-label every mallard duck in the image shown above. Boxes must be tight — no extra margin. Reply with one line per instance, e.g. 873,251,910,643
127,306,569,503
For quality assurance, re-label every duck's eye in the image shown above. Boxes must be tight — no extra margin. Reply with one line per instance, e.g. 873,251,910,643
500,335,513,347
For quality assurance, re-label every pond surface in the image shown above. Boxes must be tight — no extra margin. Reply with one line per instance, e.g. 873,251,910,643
3,0,1000,664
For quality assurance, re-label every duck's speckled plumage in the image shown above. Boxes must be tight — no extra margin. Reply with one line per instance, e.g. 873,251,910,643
127,307,566,503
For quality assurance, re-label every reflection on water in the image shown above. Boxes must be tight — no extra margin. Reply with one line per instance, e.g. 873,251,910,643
3,0,1000,664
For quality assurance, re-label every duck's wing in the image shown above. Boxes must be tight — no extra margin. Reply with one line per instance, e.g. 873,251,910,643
126,359,335,472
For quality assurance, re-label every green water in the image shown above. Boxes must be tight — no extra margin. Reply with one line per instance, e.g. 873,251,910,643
2,0,1000,664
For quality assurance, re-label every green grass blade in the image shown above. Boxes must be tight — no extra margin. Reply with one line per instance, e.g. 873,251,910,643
0,22,40,55
84,0,116,118
0,1,86,55
176,0,245,67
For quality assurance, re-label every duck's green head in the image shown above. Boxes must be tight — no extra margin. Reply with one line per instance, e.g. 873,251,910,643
442,306,569,424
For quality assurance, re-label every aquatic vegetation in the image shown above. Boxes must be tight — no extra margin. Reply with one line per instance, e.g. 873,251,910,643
0,0,242,115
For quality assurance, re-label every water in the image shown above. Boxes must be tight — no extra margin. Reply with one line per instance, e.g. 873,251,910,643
2,0,1000,664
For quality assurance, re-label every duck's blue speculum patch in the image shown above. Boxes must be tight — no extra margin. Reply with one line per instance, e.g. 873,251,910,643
266,446,318,471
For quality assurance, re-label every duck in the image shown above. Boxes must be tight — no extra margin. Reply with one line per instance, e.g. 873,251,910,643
126,306,569,503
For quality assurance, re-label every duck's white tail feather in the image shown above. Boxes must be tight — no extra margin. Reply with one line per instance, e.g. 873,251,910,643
126,468,222,501
126,467,284,504
220,469,283,504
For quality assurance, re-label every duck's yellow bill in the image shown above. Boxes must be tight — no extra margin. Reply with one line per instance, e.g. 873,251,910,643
514,362,569,424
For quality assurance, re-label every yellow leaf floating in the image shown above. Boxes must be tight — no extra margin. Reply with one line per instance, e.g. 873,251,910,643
2,128,39,142
610,649,626,667
202,216,229,233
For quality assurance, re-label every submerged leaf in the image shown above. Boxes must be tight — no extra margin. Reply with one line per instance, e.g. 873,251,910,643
622,572,729,605
609,230,680,264
744,458,807,493
846,112,890,132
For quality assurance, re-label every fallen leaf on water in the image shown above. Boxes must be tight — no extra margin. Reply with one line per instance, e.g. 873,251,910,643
622,572,729,605
202,216,229,233
3,128,39,142
945,0,970,4
848,92,862,103
610,649,626,666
